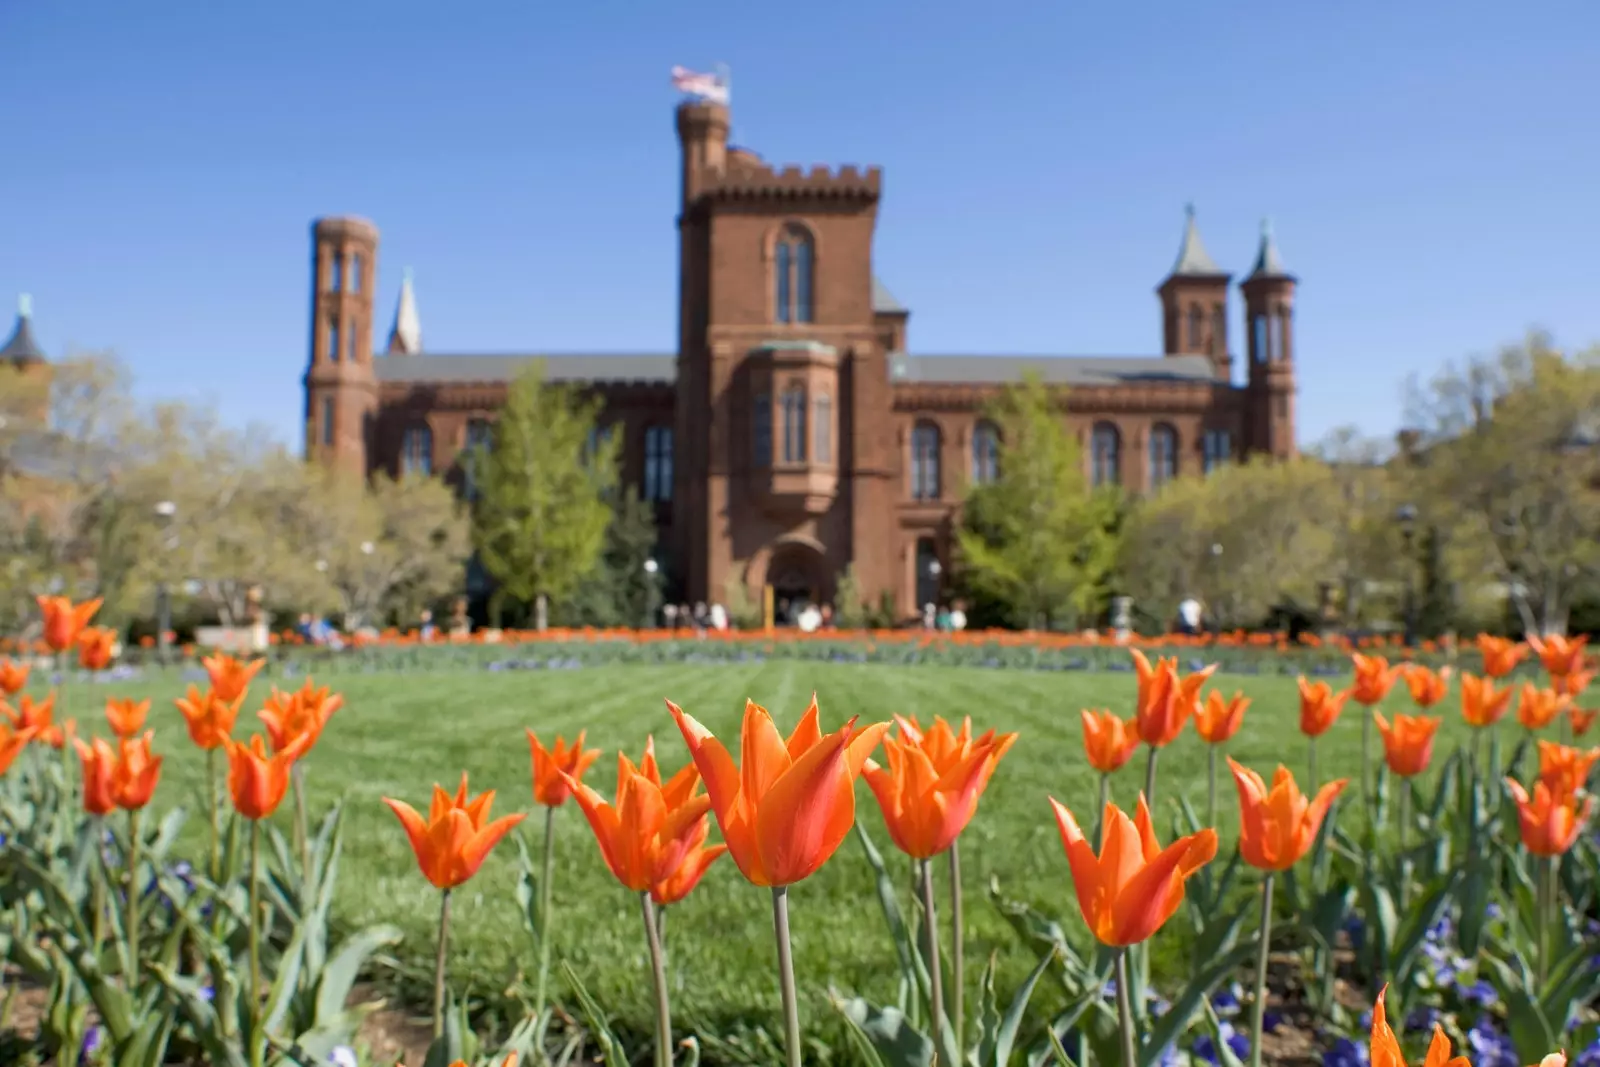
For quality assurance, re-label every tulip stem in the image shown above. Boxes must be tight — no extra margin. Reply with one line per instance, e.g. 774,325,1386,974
534,804,556,1020
948,842,965,1054
248,817,262,1065
292,761,310,886
1114,950,1137,1067
1248,874,1275,1067
125,807,141,983
771,886,803,1067
1206,745,1218,831
919,859,947,1055
1093,773,1110,851
90,815,106,955
205,747,220,884
641,892,672,1067
1143,746,1159,810
1307,736,1318,793
1360,712,1372,834
433,888,452,1038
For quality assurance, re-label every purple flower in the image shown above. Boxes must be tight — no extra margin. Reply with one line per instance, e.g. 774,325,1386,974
1323,1037,1369,1067
81,1025,105,1058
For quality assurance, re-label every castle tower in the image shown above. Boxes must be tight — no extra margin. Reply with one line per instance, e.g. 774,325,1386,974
387,268,422,354
303,217,379,474
1156,205,1232,381
0,294,47,367
1241,219,1297,459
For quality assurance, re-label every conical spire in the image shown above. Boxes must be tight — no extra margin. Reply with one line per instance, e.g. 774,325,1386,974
1169,203,1225,277
1245,218,1292,281
387,269,422,355
0,293,46,364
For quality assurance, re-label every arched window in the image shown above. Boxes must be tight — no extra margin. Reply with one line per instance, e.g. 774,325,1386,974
1202,429,1232,473
1252,314,1269,363
1212,306,1227,355
1148,423,1178,488
462,418,493,500
350,253,363,293
774,226,815,324
644,425,674,502
401,424,433,477
911,422,941,500
1090,423,1121,487
781,386,807,463
1269,313,1284,362
1187,306,1203,351
328,319,341,363
752,392,772,467
971,420,1000,485
813,393,833,464
329,253,343,292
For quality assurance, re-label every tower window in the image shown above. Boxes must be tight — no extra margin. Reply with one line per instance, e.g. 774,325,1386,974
1252,314,1268,363
753,392,772,467
971,420,1000,485
350,253,363,293
320,396,335,446
330,253,343,292
348,323,358,361
1148,423,1178,488
774,226,815,324
328,319,341,363
911,422,941,500
1203,429,1232,473
1186,306,1203,351
1091,423,1121,487
644,425,674,502
401,424,433,477
1212,306,1227,356
781,385,807,463
1269,314,1284,362
813,393,832,464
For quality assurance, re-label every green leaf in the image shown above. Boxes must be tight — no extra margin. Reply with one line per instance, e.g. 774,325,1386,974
832,996,930,1067
826,993,894,1067
312,924,403,1030
991,945,1059,1067
559,961,628,1067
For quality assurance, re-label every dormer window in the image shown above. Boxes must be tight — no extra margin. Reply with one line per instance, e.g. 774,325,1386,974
774,226,814,324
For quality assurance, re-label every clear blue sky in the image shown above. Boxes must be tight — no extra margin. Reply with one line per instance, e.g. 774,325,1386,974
3,0,1597,449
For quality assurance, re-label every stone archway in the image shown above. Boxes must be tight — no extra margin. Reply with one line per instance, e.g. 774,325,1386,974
760,540,834,623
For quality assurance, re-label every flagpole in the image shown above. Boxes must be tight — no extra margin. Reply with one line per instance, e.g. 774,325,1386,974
715,62,733,140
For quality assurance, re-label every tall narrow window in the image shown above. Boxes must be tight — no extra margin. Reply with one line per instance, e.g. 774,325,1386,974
1091,423,1121,487
781,386,807,463
1212,306,1227,355
753,392,772,467
773,226,815,324
401,424,433,477
644,425,674,502
911,422,941,500
1252,314,1268,363
1202,429,1232,473
971,420,1000,485
1269,314,1284,362
1148,423,1178,488
1187,306,1203,351
585,426,615,468
320,396,335,446
462,418,493,499
347,324,358,361
350,253,363,293
915,538,940,611
328,319,341,363
813,394,832,464
329,253,343,292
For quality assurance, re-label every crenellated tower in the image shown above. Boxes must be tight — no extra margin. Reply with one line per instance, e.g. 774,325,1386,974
303,217,379,474
1240,219,1297,458
1157,205,1232,381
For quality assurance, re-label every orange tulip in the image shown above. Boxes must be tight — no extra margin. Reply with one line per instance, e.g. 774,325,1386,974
384,773,526,890
201,653,265,704
0,658,29,695
1570,706,1597,738
1528,633,1588,679
1370,983,1470,1067
564,740,714,895
0,721,35,774
226,733,313,820
1350,653,1401,706
1193,691,1249,745
1557,667,1595,699
1048,793,1216,947
104,697,150,738
527,730,601,807
1130,649,1215,748
1373,712,1441,778
1536,740,1600,802
862,715,1017,859
1401,665,1450,708
77,627,116,671
1516,684,1569,731
175,685,241,750
652,818,728,906
36,596,102,654
258,678,343,753
1080,709,1140,773
1475,634,1526,679
1297,678,1349,738
1229,759,1348,871
1505,777,1592,857
668,694,889,888
1459,672,1513,728
74,732,163,813
4,692,69,748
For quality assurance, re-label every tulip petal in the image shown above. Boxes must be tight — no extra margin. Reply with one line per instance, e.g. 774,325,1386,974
754,726,854,886
1106,834,1197,945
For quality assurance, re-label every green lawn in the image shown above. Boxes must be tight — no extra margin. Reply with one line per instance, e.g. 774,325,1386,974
67,659,1475,1044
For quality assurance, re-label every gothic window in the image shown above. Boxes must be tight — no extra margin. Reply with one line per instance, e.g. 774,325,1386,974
1187,306,1203,351
1269,313,1284,362
1212,306,1227,354
1202,429,1232,473
329,253,343,292
1252,314,1269,363
328,319,341,363
753,392,772,467
971,420,1000,485
813,393,832,464
911,422,941,500
644,425,674,502
1091,423,1121,487
401,424,433,477
774,226,815,324
320,396,335,447
462,418,493,500
781,386,807,463
350,254,363,293
915,537,940,611
1148,423,1178,488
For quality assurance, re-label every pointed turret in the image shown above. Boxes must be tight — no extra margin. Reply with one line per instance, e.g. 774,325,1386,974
0,294,47,365
387,268,422,355
1245,218,1294,282
1241,218,1298,459
1168,203,1226,277
1156,206,1231,378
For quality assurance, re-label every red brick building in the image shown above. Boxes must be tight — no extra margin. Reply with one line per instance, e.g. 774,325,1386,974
303,100,1298,618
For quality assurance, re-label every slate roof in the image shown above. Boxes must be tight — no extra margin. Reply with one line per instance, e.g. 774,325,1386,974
1245,220,1293,281
1167,205,1228,278
871,276,905,314
0,298,46,364
375,353,676,384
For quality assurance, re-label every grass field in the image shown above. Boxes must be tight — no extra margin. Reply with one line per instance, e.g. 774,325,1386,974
61,658,1478,1044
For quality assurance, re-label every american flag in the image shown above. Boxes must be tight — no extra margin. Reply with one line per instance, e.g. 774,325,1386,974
671,65,729,105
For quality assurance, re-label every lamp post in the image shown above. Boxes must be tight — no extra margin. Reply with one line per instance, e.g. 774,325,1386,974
154,500,177,665
643,558,661,628
1396,503,1418,647
1209,542,1223,634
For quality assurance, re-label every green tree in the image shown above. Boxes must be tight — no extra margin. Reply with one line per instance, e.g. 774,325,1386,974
470,364,618,627
955,375,1119,629
561,487,660,627
832,564,868,629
